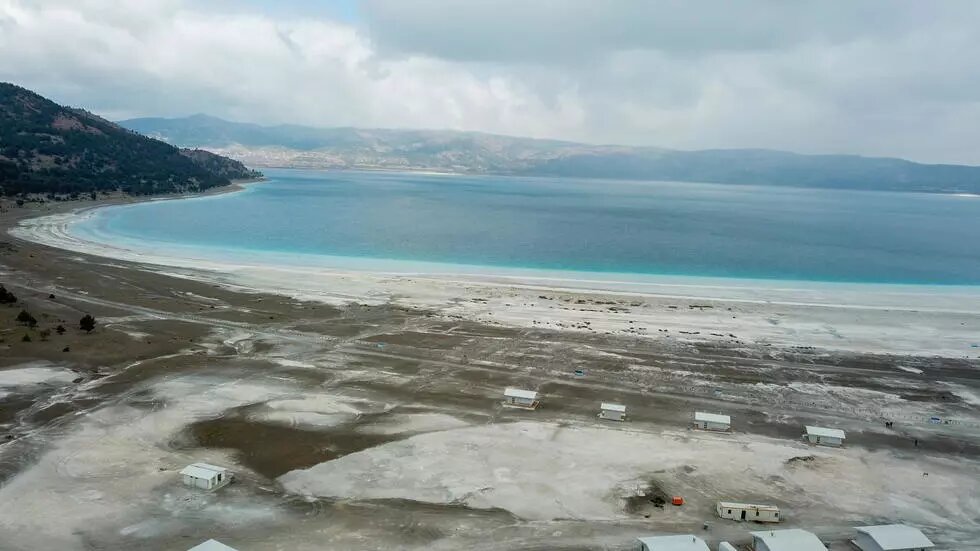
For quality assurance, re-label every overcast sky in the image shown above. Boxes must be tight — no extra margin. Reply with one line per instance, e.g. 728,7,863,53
2,0,980,164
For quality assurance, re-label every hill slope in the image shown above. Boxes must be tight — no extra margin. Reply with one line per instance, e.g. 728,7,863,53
122,114,980,194
0,84,260,196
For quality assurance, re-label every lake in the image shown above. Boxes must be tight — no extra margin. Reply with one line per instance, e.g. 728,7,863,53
71,168,980,285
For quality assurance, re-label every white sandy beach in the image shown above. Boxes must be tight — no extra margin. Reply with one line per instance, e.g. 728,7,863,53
11,208,980,357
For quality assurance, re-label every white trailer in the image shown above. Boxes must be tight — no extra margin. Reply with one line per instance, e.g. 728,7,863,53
180,463,232,491
716,501,780,523
693,412,731,431
803,425,845,447
503,388,539,409
599,402,627,421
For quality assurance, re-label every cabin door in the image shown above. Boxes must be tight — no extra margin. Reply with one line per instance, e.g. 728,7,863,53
740,510,746,521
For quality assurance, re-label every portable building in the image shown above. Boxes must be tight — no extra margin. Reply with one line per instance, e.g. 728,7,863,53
803,425,845,447
180,463,232,491
599,402,627,421
636,535,710,551
716,501,780,523
187,539,239,551
718,543,738,551
693,412,731,431
853,524,934,551
503,388,539,409
750,529,827,551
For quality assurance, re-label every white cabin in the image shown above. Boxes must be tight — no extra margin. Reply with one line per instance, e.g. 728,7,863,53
187,540,239,551
718,543,737,551
599,402,627,421
717,501,780,523
853,524,934,551
803,425,845,447
751,529,827,551
694,412,731,431
637,535,710,551
180,463,232,491
503,387,539,409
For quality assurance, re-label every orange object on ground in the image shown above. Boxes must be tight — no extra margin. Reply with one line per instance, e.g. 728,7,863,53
671,496,684,506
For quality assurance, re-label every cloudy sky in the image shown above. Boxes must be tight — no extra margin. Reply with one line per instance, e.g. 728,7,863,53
2,0,980,163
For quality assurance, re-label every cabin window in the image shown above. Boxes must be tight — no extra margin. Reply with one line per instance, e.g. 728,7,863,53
774,512,778,517
755,511,759,516
727,509,732,514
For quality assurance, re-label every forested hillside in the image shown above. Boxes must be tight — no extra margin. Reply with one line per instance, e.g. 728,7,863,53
0,83,260,196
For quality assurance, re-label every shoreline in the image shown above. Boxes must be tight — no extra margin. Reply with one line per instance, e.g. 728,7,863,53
6,189,980,357
14,205,980,309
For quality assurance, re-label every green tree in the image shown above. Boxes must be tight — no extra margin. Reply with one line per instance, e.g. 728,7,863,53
16,309,33,325
0,285,16,304
79,314,96,333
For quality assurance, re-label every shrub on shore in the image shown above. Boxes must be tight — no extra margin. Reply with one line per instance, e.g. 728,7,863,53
0,285,16,304
79,314,96,333
16,309,37,327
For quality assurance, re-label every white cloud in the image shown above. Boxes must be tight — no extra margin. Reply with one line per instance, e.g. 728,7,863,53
2,0,980,163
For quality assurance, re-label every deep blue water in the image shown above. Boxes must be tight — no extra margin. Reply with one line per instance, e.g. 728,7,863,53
75,168,980,285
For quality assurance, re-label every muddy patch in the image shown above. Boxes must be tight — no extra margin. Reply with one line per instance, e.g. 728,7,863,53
181,414,400,479
623,480,672,517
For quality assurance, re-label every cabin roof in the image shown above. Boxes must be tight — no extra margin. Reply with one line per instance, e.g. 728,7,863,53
804,425,846,439
694,412,731,424
187,539,239,551
856,524,934,549
750,529,827,551
504,388,538,400
636,535,710,551
600,402,626,412
179,463,228,480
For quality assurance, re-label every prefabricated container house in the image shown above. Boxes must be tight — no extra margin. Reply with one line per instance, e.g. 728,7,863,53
503,388,539,409
750,529,827,551
803,425,845,447
853,524,934,551
636,535,710,551
718,543,738,551
716,501,780,523
187,540,239,551
599,402,627,421
693,412,731,431
180,463,232,491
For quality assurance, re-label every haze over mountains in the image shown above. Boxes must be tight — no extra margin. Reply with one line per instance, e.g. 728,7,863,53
121,114,980,194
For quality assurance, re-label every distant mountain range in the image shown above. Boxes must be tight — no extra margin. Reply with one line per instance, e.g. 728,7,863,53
120,114,980,194
0,84,260,196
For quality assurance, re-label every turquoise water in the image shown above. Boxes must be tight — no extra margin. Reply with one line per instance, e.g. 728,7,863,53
73,168,980,285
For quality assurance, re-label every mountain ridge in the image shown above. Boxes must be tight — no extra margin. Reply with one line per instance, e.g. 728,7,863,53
119,114,980,194
0,83,260,196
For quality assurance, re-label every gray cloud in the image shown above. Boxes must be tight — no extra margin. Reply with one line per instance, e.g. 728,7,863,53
2,0,980,164
359,0,970,62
